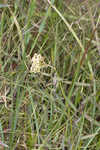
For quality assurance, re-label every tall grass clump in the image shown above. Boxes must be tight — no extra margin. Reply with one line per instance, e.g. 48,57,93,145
0,0,100,149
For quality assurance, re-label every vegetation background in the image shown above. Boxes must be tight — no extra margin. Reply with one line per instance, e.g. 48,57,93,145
0,0,100,149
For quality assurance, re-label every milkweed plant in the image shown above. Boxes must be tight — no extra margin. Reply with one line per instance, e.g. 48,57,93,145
30,53,47,73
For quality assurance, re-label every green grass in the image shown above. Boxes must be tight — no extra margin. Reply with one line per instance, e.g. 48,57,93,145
0,0,100,149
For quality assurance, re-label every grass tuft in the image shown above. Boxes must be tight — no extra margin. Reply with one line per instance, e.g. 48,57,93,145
0,0,100,149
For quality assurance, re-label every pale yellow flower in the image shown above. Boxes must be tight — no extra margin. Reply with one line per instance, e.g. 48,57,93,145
30,53,46,73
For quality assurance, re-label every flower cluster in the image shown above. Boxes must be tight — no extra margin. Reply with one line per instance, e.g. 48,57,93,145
30,53,46,73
